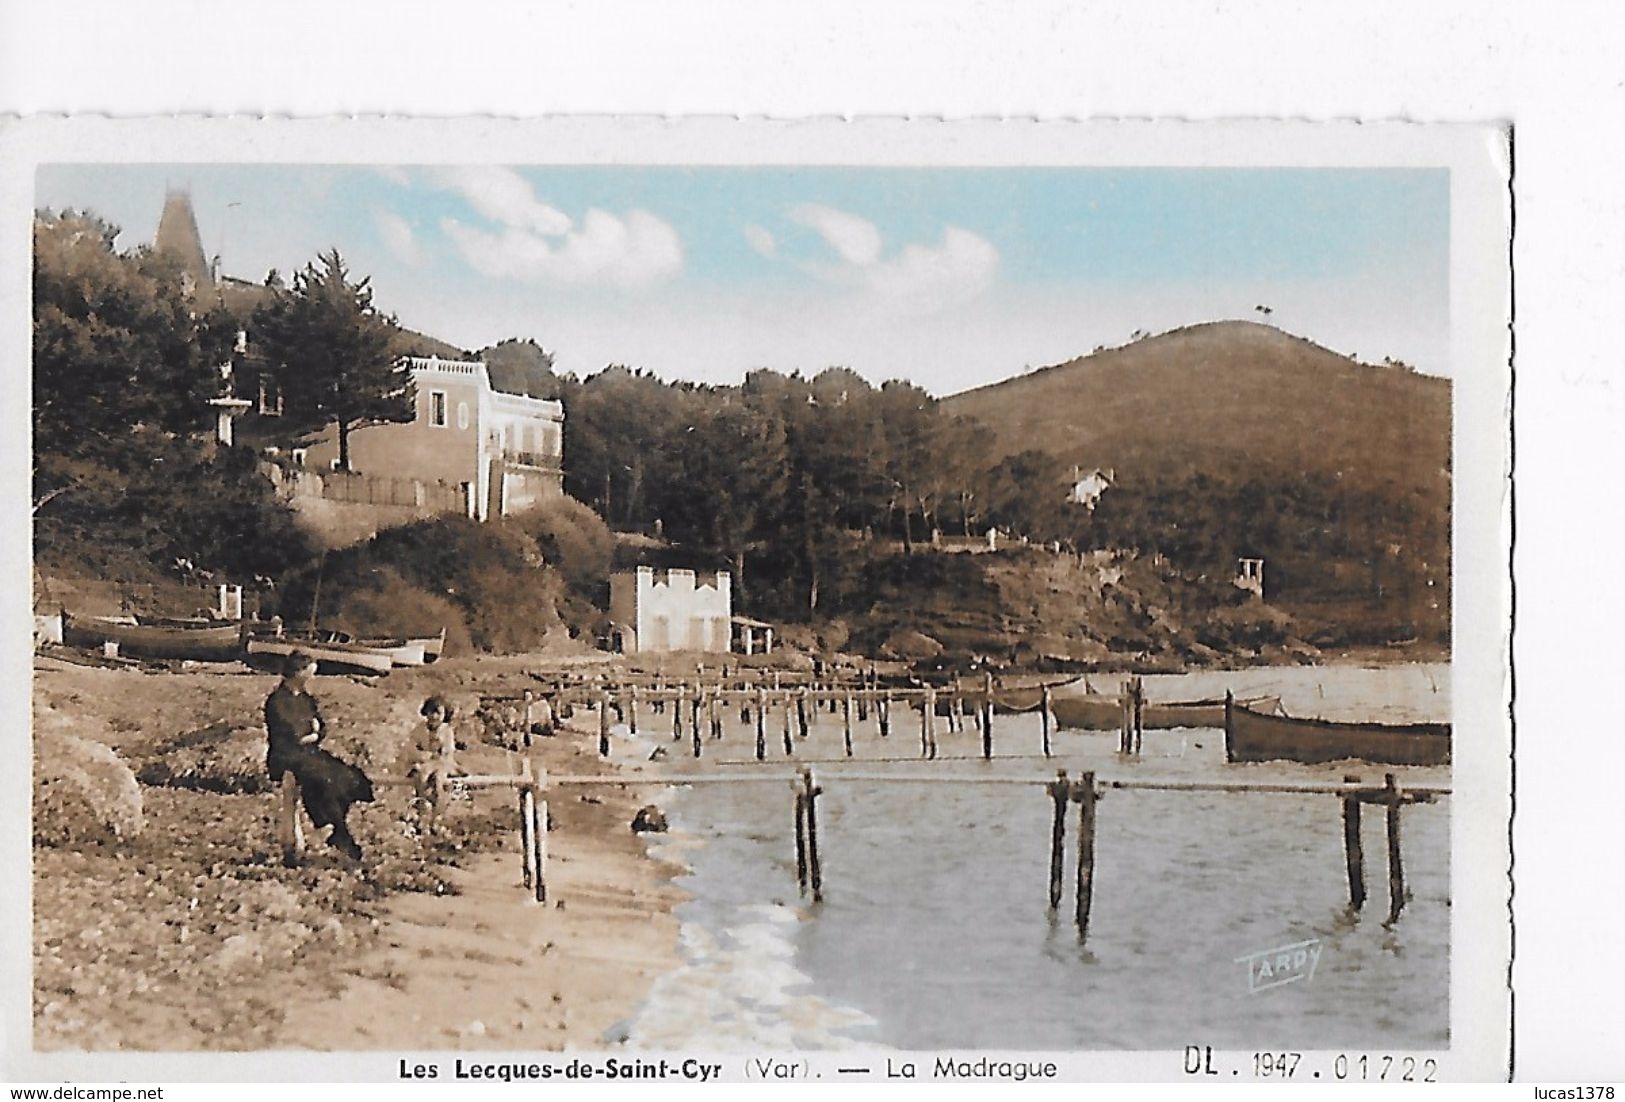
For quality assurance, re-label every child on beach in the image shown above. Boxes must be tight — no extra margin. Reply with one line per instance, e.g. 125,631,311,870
404,696,459,833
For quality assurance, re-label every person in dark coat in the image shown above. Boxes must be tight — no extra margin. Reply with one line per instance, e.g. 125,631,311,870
265,650,374,861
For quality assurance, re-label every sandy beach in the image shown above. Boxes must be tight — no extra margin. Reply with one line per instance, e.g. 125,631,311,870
31,652,684,1051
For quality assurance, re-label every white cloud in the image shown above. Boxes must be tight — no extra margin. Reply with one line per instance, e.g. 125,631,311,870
431,166,682,289
865,226,1000,311
374,209,424,266
781,203,999,313
441,208,682,289
435,166,573,237
789,203,882,265
744,223,776,257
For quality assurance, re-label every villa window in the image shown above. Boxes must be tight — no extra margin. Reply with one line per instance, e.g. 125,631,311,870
429,390,447,427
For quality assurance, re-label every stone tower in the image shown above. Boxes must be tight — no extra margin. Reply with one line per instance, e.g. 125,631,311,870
153,188,213,295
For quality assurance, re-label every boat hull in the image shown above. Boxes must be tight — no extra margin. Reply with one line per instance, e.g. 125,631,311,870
329,640,427,667
62,611,243,662
245,638,392,677
1050,692,1277,731
1224,696,1451,766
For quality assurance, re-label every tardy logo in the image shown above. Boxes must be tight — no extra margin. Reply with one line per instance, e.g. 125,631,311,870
1235,938,1322,994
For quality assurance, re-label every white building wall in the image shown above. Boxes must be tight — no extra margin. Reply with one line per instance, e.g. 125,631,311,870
611,566,732,653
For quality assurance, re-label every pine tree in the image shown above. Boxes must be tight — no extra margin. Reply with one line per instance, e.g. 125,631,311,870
252,249,412,470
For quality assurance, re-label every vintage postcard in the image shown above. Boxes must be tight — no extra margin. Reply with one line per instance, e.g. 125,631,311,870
0,117,1511,1084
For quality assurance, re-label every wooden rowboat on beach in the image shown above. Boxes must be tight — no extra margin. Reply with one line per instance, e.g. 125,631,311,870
297,626,445,666
1223,693,1451,766
61,610,245,662
244,637,393,677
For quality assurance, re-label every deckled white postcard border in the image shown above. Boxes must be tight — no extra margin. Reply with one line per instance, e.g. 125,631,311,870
0,116,1510,1082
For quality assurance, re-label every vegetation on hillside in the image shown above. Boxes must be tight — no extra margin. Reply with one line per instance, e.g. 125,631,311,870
273,500,615,653
33,201,1448,659
32,211,314,588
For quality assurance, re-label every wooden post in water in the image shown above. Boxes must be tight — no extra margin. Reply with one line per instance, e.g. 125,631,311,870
522,689,534,748
755,687,767,761
1074,771,1098,939
842,693,854,757
1385,773,1407,923
1132,676,1145,755
692,701,704,759
919,692,931,758
626,685,639,736
796,687,810,739
878,692,890,738
691,691,703,743
802,768,823,902
792,779,808,896
982,671,995,760
1047,770,1069,912
673,681,685,741
1040,682,1053,760
532,769,548,903
924,687,938,760
519,758,537,890
1118,681,1131,754
598,689,611,757
1341,773,1367,910
781,695,794,756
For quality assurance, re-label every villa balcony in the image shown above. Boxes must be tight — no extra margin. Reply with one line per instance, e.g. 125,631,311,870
502,449,563,473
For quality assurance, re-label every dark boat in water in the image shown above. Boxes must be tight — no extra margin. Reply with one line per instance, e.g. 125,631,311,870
1223,693,1451,766
1050,688,1280,731
61,611,245,662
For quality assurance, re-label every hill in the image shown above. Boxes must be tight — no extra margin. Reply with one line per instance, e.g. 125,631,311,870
944,322,1451,644
945,321,1450,505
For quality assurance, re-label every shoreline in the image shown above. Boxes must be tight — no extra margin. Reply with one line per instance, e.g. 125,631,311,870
30,649,1448,1051
269,706,689,1052
31,655,688,1052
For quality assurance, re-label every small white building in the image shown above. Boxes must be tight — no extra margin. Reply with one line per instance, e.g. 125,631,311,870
609,566,732,654
1067,466,1114,510
1235,557,1265,598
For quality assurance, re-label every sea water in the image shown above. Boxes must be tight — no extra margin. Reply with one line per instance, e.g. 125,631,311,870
621,664,1452,1051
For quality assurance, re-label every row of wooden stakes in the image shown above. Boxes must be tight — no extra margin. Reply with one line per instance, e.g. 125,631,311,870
504,679,1065,762
426,762,1440,940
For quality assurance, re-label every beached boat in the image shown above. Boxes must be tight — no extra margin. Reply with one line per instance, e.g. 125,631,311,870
297,627,443,666
61,610,244,662
341,639,427,667
1223,694,1451,766
1050,688,1281,731
244,637,393,677
414,627,447,663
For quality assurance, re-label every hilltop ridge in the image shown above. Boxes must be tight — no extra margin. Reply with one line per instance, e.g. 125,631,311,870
946,320,1449,504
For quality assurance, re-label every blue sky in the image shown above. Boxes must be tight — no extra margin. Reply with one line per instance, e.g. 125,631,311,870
36,164,1449,391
